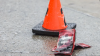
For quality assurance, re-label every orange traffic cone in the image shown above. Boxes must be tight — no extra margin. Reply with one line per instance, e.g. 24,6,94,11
42,0,67,30
32,0,76,36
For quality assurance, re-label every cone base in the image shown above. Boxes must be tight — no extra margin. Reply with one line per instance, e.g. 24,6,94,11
32,21,76,36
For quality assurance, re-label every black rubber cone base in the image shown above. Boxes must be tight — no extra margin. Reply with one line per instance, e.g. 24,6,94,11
32,21,76,36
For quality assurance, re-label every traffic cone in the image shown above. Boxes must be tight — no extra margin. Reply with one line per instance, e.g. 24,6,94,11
42,0,67,30
32,0,76,36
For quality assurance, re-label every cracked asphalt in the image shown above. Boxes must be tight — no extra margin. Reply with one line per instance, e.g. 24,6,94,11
0,0,100,56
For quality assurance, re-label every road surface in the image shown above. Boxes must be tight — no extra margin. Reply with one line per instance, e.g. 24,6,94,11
0,0,100,56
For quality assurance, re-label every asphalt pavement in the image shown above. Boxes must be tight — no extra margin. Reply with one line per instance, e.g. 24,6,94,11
0,0,100,56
